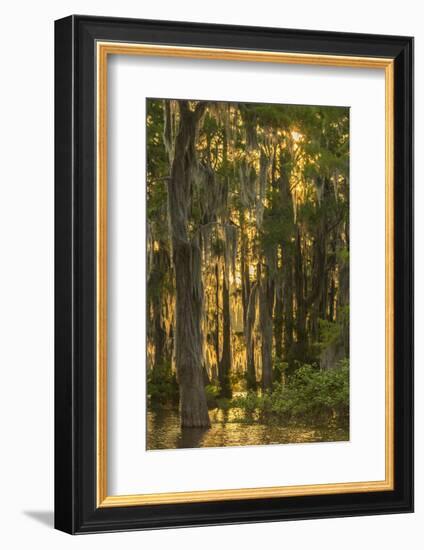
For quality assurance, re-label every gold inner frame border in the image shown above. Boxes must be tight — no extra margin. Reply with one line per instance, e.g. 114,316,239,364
96,41,394,508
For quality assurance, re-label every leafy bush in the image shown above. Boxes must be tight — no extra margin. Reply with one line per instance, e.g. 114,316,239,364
230,370,247,392
318,318,341,348
232,361,349,424
147,362,179,407
205,382,221,408
272,359,288,383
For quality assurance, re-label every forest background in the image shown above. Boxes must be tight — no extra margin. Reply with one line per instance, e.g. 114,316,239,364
146,98,350,448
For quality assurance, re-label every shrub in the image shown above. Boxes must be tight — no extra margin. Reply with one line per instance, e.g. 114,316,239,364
205,383,221,408
147,362,179,407
232,361,349,424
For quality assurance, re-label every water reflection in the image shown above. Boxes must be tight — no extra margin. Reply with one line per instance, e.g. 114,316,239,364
147,408,348,450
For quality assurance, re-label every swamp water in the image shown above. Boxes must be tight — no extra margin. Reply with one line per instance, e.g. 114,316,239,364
147,408,348,450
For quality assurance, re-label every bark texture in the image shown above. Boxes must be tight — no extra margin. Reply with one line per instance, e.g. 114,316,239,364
245,282,258,390
219,266,232,398
259,264,275,391
167,101,210,428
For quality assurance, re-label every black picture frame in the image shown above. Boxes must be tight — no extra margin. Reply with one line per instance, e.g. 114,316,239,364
55,14,413,534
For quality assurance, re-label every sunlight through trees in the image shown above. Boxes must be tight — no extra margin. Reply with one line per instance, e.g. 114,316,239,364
146,98,349,443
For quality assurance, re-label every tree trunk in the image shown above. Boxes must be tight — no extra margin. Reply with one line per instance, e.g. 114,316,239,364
327,240,337,322
338,227,350,357
309,225,327,341
214,262,220,381
328,275,336,322
245,282,257,390
294,229,307,344
274,286,284,361
259,264,274,391
153,301,166,367
307,180,328,339
240,214,257,390
240,215,250,330
283,252,294,358
148,248,169,368
219,267,232,398
278,157,295,362
167,100,210,428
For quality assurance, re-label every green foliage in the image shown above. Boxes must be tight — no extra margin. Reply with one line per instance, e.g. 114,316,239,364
205,382,221,408
317,307,349,353
146,100,168,180
261,209,295,249
318,318,341,348
233,390,259,416
232,361,349,424
147,363,179,407
216,397,232,411
338,247,349,264
272,359,288,383
211,237,225,257
230,370,247,392
146,100,171,245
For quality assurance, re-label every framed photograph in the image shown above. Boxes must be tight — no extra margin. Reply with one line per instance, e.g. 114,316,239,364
54,15,413,534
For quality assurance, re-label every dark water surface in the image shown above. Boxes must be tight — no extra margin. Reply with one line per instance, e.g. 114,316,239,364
147,408,349,450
